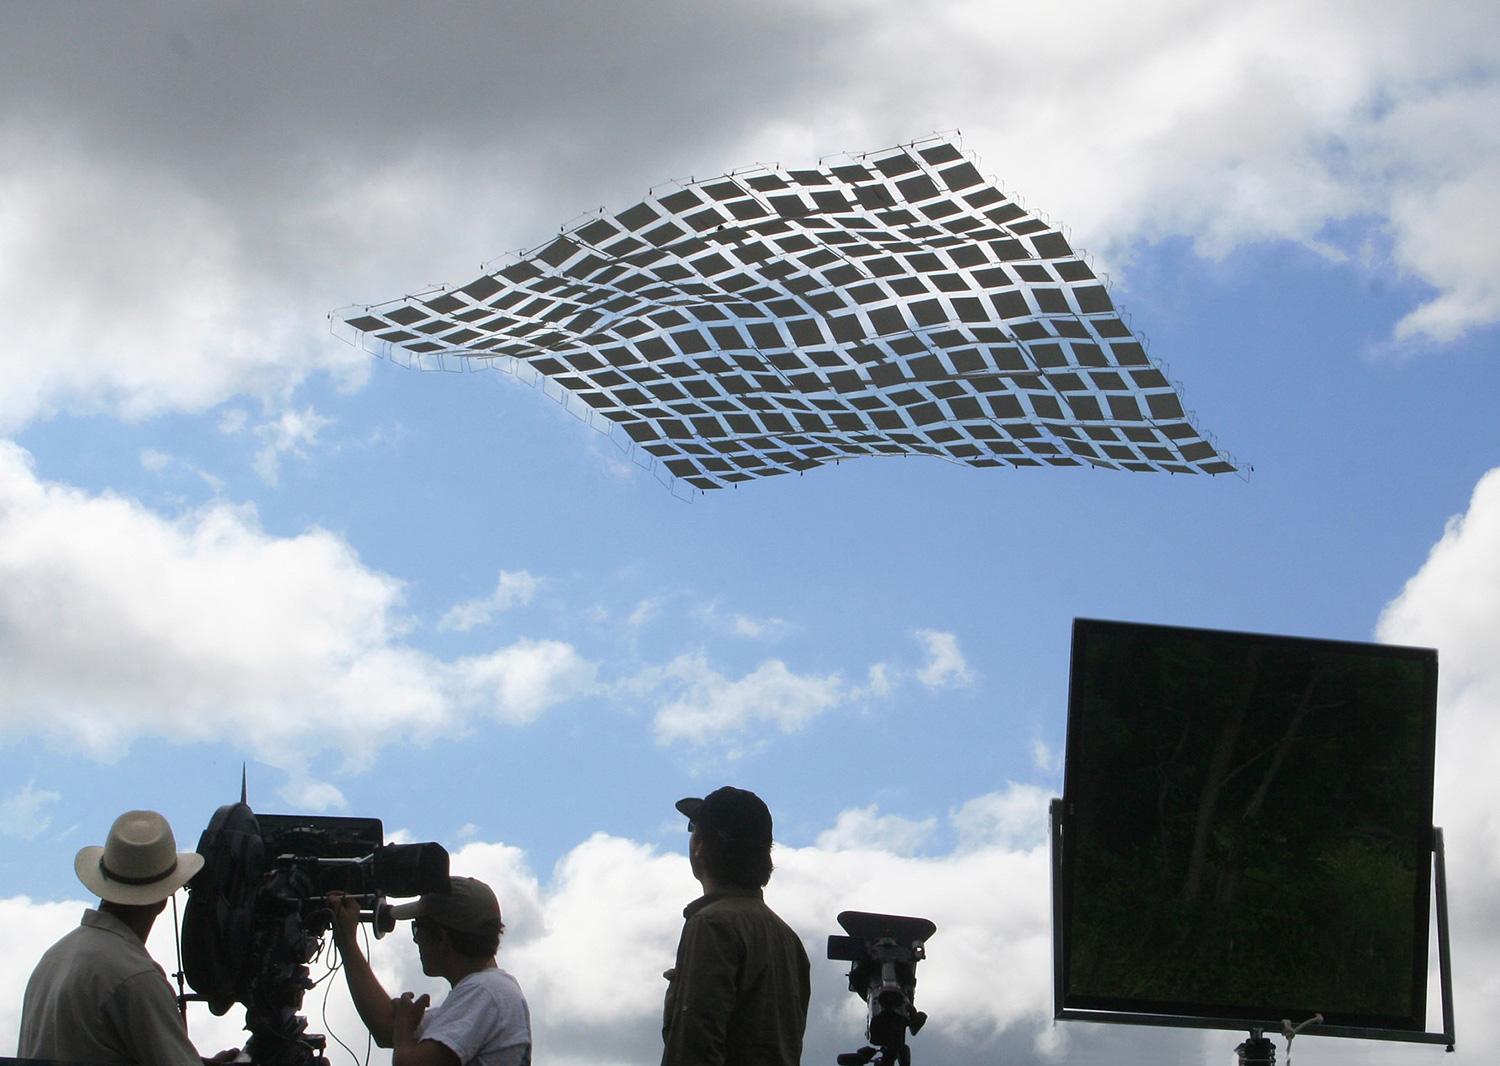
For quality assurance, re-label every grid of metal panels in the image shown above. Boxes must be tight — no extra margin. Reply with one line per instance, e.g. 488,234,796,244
337,138,1236,491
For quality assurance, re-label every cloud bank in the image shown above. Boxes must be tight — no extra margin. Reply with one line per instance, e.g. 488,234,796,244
0,442,592,764
1,442,977,770
1,3,1495,434
1377,465,1500,1050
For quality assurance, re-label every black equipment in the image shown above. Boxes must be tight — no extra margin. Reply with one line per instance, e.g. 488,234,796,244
827,910,937,1066
1053,617,1456,1059
180,799,448,1066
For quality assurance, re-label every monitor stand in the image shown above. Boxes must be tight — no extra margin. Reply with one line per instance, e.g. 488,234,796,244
1235,1029,1277,1064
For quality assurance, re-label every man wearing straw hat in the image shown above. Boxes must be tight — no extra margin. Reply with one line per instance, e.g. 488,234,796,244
18,809,236,1065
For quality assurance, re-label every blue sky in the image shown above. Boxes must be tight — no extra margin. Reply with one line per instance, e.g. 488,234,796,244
2,4,1498,1064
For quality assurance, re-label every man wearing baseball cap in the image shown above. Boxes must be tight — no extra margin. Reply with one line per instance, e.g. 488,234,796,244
19,809,238,1065
331,875,531,1066
663,786,810,1066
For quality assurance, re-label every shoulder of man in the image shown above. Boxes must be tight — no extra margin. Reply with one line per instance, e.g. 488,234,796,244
59,912,168,982
700,891,801,930
687,889,767,918
421,968,531,1062
433,968,530,1025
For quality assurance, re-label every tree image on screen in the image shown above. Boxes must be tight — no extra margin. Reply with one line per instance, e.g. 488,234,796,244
1063,624,1435,1029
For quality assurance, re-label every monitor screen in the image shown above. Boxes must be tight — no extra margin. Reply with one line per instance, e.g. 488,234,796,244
1057,618,1438,1032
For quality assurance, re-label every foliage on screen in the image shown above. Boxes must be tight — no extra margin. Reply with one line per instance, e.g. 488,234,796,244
1059,619,1437,1031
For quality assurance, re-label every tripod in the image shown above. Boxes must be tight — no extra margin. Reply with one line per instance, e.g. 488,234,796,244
1234,1029,1275,1066
838,1037,915,1066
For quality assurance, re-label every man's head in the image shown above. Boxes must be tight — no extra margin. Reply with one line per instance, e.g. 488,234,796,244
74,809,204,911
390,875,504,971
676,786,774,890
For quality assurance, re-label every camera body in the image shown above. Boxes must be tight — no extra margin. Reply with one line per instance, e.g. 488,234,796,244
181,801,448,1066
828,911,936,1064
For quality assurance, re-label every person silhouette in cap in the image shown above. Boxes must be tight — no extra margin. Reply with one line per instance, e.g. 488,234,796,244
19,809,239,1065
662,786,810,1066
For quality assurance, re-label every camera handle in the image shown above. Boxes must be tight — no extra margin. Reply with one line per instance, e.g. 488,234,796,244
327,890,396,938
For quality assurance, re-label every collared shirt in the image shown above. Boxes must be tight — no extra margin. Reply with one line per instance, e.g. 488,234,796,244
19,908,203,1066
662,888,810,1066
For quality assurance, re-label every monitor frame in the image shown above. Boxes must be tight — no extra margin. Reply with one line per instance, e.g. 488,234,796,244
1052,618,1453,1047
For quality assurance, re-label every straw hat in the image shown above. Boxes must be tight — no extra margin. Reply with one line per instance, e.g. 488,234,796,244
74,810,205,906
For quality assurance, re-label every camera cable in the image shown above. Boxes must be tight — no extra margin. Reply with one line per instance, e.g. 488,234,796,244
319,923,373,1066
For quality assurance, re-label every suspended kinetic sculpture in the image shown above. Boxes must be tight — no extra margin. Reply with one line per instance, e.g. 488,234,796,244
334,137,1237,492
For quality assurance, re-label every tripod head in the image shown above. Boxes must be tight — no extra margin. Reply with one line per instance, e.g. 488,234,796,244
828,910,937,1066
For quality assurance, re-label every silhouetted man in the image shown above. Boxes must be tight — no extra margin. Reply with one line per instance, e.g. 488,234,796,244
663,786,810,1066
19,809,237,1065
332,875,531,1066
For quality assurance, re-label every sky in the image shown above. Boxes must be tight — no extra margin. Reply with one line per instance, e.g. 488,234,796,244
1,2,1498,1064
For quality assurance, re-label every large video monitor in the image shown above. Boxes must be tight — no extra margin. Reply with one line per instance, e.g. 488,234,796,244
1055,618,1439,1036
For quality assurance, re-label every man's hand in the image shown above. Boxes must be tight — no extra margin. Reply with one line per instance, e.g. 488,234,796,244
392,991,431,1041
326,891,362,949
391,993,459,1066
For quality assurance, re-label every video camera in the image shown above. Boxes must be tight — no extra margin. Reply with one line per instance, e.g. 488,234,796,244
827,910,937,1066
180,799,448,1066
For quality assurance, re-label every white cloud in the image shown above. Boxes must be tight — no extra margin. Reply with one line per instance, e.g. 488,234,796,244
831,0,1500,344
139,447,226,495
1361,85,1500,343
815,804,936,856
913,628,976,690
951,783,1053,852
858,662,894,699
649,652,845,746
693,601,792,641
731,613,788,639
277,778,348,813
1030,738,1063,777
503,786,1061,1056
634,635,946,749
1375,464,1500,1060
139,449,171,473
440,570,542,632
0,897,260,1060
0,130,369,433
249,406,332,486
0,3,1491,437
0,783,62,840
453,639,597,725
216,408,250,436
1377,467,1500,693
773,829,1053,1052
0,898,98,1050
0,441,590,764
497,835,684,1029
626,597,664,629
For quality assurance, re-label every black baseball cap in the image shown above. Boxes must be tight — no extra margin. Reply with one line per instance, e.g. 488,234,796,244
676,786,773,846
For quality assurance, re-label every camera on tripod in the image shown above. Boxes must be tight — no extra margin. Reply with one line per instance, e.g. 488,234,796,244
179,798,449,1066
827,910,937,1066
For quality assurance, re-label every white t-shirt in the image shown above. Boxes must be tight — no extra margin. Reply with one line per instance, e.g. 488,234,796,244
417,967,532,1066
